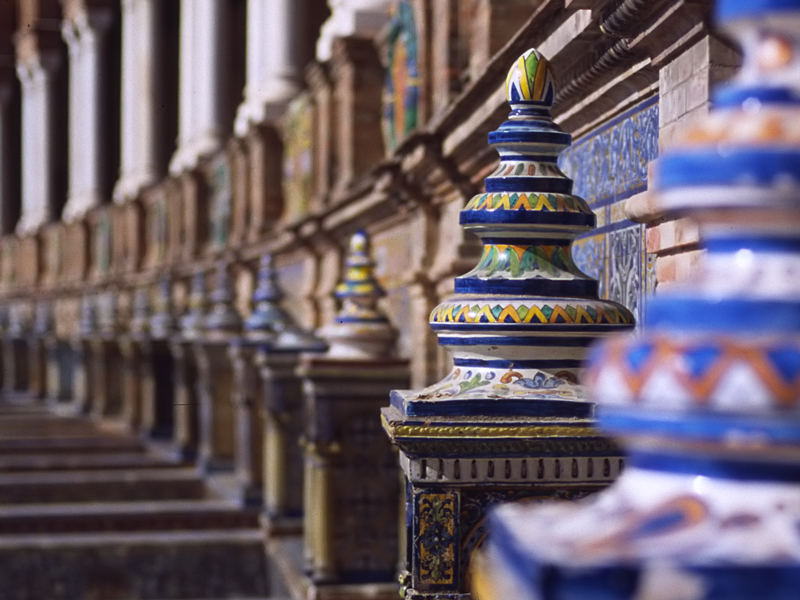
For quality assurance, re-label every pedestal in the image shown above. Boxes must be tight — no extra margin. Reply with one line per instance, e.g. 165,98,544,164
381,407,622,600
118,335,143,430
70,336,93,413
44,336,72,403
257,349,306,533
168,337,198,458
89,336,123,419
26,334,47,400
2,336,29,397
194,339,236,473
229,339,264,507
138,338,174,440
301,356,409,597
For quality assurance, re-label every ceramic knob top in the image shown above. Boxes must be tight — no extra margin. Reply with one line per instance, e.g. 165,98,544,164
334,230,386,302
505,48,556,105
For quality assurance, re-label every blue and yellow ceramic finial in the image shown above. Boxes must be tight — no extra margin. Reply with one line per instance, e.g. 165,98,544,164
244,254,326,351
319,230,396,359
505,48,555,104
392,46,633,416
334,230,386,307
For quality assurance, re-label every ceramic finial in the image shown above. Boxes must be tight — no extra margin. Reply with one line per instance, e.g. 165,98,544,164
394,46,633,416
204,261,242,334
179,271,208,339
245,254,326,351
78,293,98,338
504,48,555,105
150,276,177,339
319,230,396,358
130,286,150,336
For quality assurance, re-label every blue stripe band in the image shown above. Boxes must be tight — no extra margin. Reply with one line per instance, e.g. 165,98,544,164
704,235,800,254
460,210,595,227
647,297,800,332
598,406,800,444
629,449,800,482
454,277,597,297
485,177,572,193
453,358,583,369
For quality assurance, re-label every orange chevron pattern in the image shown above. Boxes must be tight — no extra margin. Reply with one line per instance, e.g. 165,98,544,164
590,337,800,406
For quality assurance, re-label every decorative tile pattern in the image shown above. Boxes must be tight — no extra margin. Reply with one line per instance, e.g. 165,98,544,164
282,95,313,224
207,154,232,247
560,96,660,324
383,1,419,151
608,224,643,322
559,96,659,208
416,491,457,586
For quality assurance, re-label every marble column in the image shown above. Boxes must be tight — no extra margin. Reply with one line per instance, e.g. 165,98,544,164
16,50,64,233
114,0,174,202
61,4,114,220
300,231,408,598
316,0,391,62
234,0,308,135
169,0,232,174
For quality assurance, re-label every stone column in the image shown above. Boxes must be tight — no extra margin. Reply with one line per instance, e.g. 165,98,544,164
169,0,231,174
234,0,309,135
382,49,633,600
299,231,408,598
15,43,65,233
114,0,170,201
316,0,391,62
193,262,240,473
61,3,114,220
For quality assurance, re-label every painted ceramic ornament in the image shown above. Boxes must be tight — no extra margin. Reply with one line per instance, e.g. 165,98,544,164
318,230,397,358
477,2,800,599
203,261,242,335
149,276,177,339
391,48,634,417
129,286,150,336
33,300,53,337
78,293,98,338
244,254,326,352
